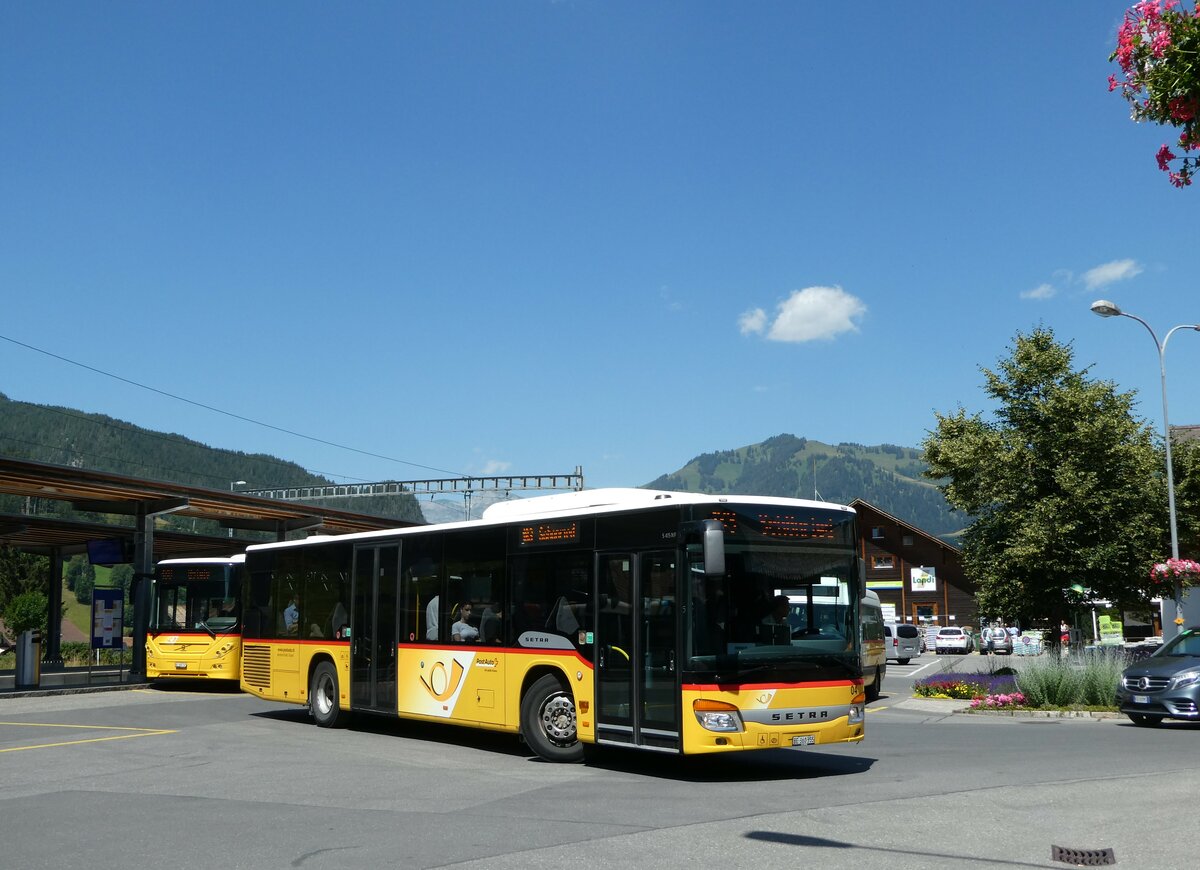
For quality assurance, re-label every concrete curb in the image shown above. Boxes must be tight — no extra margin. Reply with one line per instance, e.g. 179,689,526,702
963,707,1123,719
896,696,1122,719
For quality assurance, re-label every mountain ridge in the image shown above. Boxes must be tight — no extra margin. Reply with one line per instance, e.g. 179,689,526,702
646,433,965,540
1,394,963,539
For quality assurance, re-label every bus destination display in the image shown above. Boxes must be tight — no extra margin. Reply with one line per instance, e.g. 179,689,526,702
519,521,579,546
709,509,836,540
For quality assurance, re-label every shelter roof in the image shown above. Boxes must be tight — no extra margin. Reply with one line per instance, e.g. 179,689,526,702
0,457,414,559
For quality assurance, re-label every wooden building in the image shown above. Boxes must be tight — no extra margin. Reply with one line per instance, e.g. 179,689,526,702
851,499,978,632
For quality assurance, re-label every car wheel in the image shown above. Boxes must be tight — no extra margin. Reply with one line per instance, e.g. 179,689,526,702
1127,713,1164,727
897,658,910,665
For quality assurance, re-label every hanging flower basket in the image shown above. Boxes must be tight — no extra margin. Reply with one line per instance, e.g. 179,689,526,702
1109,1,1200,186
1149,558,1200,595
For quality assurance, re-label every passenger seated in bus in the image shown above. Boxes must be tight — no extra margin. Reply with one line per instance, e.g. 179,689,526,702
283,595,299,634
426,596,439,641
451,604,479,642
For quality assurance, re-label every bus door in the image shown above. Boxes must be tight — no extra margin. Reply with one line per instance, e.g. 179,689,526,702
351,544,399,713
595,550,679,751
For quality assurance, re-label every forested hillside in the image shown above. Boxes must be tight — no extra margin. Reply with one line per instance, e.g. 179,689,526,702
647,433,967,540
0,392,423,531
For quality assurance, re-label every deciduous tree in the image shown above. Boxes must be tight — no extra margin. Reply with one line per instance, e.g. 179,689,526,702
923,328,1164,630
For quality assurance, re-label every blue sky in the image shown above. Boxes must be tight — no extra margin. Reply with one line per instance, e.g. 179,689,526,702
3,2,1200,495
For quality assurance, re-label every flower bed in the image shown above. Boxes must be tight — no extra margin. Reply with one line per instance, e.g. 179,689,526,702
912,672,1018,700
970,692,1027,710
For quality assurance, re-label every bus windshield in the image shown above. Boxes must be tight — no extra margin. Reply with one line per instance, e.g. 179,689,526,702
687,530,860,680
151,565,240,633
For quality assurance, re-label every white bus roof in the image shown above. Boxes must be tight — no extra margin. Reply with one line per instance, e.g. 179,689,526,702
246,488,855,554
156,554,245,566
480,488,854,522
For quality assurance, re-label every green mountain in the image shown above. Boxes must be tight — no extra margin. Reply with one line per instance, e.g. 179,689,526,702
646,433,967,541
0,391,424,531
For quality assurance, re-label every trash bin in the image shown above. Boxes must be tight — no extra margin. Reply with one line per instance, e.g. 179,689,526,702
16,629,41,689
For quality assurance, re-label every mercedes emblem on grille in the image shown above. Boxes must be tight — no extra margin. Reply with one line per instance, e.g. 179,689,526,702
1138,676,1150,690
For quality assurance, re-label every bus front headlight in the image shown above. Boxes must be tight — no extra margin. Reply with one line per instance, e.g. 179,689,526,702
848,704,864,724
693,699,743,732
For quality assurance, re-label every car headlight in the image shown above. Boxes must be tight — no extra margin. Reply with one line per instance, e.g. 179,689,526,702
1171,670,1200,689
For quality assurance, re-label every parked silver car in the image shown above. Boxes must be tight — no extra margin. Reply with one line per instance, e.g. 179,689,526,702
983,626,1013,655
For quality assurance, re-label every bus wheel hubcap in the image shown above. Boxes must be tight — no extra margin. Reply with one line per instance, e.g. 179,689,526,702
541,694,576,744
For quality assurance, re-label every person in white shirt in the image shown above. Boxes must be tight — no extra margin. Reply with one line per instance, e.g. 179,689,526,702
451,604,479,643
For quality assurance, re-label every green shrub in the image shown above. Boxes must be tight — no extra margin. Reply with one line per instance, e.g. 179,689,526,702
1015,651,1126,708
3,590,49,636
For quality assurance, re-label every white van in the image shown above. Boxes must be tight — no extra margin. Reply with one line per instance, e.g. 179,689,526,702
884,621,922,664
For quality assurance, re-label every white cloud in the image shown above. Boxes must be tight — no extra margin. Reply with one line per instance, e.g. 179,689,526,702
738,308,768,335
1020,283,1057,301
740,285,867,343
480,459,512,475
1083,259,1142,290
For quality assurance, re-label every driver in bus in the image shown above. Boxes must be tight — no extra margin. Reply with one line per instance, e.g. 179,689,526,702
760,595,792,644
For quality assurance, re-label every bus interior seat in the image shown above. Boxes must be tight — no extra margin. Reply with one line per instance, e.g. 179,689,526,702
480,608,501,642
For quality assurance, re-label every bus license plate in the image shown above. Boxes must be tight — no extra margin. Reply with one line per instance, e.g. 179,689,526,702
1134,694,1149,705
175,662,188,670
792,735,815,747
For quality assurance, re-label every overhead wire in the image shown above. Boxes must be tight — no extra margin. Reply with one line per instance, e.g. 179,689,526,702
4,404,378,486
0,332,466,479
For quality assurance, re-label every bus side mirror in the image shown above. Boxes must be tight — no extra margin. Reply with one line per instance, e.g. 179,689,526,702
702,522,725,576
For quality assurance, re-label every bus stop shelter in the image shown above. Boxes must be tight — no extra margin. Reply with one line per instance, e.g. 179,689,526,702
0,457,412,679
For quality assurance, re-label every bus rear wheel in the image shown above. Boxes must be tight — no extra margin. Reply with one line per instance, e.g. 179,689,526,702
310,660,348,728
521,674,584,763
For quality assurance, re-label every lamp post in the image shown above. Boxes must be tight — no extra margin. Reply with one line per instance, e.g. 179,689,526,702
229,480,247,538
1091,299,1200,633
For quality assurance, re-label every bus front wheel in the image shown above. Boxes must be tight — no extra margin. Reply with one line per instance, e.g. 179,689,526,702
521,674,584,763
865,667,882,702
310,661,349,728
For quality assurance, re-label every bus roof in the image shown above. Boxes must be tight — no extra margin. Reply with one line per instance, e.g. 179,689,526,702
480,488,854,522
156,554,245,566
245,488,856,554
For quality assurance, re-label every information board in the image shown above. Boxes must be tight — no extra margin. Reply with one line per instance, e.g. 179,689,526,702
91,588,124,650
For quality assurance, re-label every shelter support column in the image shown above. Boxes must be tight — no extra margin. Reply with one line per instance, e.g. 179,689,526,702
129,498,188,680
43,546,64,668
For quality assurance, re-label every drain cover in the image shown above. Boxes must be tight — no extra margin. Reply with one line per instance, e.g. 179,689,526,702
1051,845,1117,866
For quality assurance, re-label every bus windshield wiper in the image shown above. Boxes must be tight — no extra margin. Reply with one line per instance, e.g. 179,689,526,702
197,620,217,640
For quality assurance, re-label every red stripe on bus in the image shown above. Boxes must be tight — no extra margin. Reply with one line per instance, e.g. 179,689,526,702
683,680,858,691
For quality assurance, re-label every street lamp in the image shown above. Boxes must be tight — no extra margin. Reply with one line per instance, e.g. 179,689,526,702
229,480,247,538
1091,299,1200,632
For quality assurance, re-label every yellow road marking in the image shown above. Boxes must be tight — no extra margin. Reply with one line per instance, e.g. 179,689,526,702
0,721,177,753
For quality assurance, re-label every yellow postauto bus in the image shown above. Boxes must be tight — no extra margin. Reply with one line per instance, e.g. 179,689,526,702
146,555,244,682
239,489,867,761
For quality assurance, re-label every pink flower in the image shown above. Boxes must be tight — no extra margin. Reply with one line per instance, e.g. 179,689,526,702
1157,143,1177,169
